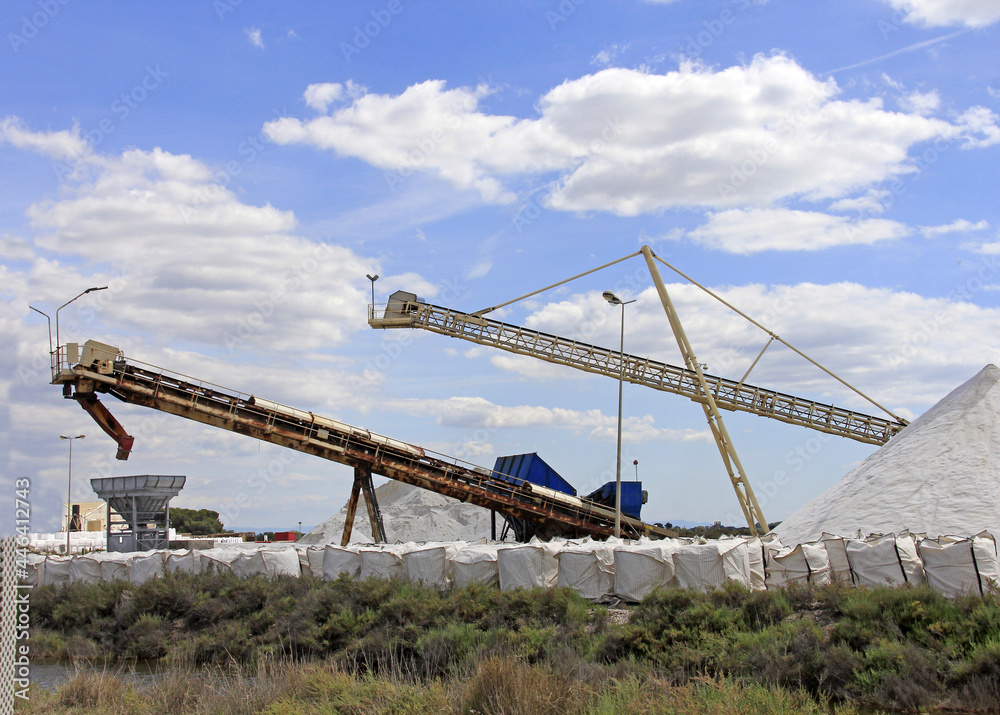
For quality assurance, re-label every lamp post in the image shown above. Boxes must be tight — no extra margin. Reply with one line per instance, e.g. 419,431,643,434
365,274,379,313
60,434,85,554
55,286,108,358
602,291,635,538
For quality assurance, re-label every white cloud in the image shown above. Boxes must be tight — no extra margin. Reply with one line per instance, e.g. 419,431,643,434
0,235,34,261
386,395,712,445
919,219,989,237
900,89,940,115
244,27,264,48
955,106,1000,148
265,55,998,215
0,116,88,161
7,120,383,357
591,43,628,67
687,208,908,253
882,0,1000,28
828,189,892,215
303,83,344,112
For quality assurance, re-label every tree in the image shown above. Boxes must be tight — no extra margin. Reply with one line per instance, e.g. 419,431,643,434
170,508,225,536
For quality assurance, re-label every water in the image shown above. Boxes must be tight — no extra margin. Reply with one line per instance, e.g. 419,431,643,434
29,660,164,692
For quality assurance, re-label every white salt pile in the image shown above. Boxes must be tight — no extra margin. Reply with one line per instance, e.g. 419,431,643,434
300,479,503,545
775,365,1000,544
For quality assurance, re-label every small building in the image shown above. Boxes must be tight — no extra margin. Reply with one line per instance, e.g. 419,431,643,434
62,501,109,532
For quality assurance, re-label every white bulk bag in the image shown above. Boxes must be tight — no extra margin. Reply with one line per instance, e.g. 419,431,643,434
821,534,854,585
919,533,1000,598
129,552,165,584
42,556,72,586
229,552,258,579
451,544,499,588
744,537,767,591
498,542,560,591
614,541,678,602
249,548,302,578
404,542,462,589
166,550,201,574
298,546,325,578
69,556,103,584
765,542,831,588
90,552,131,582
674,539,752,592
21,553,46,587
322,545,362,580
557,542,616,600
359,546,404,581
199,549,241,575
846,533,925,588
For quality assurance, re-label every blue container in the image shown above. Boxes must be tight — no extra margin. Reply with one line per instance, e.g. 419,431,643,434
491,453,576,496
585,481,645,519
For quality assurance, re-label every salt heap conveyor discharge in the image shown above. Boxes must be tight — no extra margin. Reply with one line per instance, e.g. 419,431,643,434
50,340,674,542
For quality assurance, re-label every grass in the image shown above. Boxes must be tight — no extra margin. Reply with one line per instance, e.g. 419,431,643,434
16,659,858,715
21,571,1000,713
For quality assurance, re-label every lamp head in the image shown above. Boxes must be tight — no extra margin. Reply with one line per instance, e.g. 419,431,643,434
84,286,109,294
602,290,621,305
366,274,379,282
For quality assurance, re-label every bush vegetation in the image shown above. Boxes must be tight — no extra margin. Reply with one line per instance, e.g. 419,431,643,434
168,508,226,536
22,571,1000,713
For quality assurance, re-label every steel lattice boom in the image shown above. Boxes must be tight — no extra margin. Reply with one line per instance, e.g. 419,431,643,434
370,299,906,446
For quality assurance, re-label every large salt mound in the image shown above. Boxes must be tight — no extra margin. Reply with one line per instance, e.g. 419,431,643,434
774,364,1000,544
300,479,501,545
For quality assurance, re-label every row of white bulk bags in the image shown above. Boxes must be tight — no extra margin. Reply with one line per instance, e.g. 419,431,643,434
451,544,500,588
918,533,1000,598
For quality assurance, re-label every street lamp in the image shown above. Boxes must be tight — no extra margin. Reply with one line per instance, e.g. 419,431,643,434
60,434,85,554
603,291,636,538
365,274,379,309
55,286,108,356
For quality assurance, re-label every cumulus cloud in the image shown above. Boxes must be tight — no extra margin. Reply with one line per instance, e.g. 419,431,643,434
303,82,344,112
5,119,386,358
881,0,1000,28
687,208,909,253
265,55,998,215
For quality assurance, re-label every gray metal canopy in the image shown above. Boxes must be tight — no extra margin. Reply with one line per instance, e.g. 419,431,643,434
90,475,186,527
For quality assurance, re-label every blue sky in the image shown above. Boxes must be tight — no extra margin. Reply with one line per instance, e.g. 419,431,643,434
2,0,999,535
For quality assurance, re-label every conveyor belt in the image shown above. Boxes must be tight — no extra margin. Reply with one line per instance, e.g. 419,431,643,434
371,300,906,446
52,345,672,540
